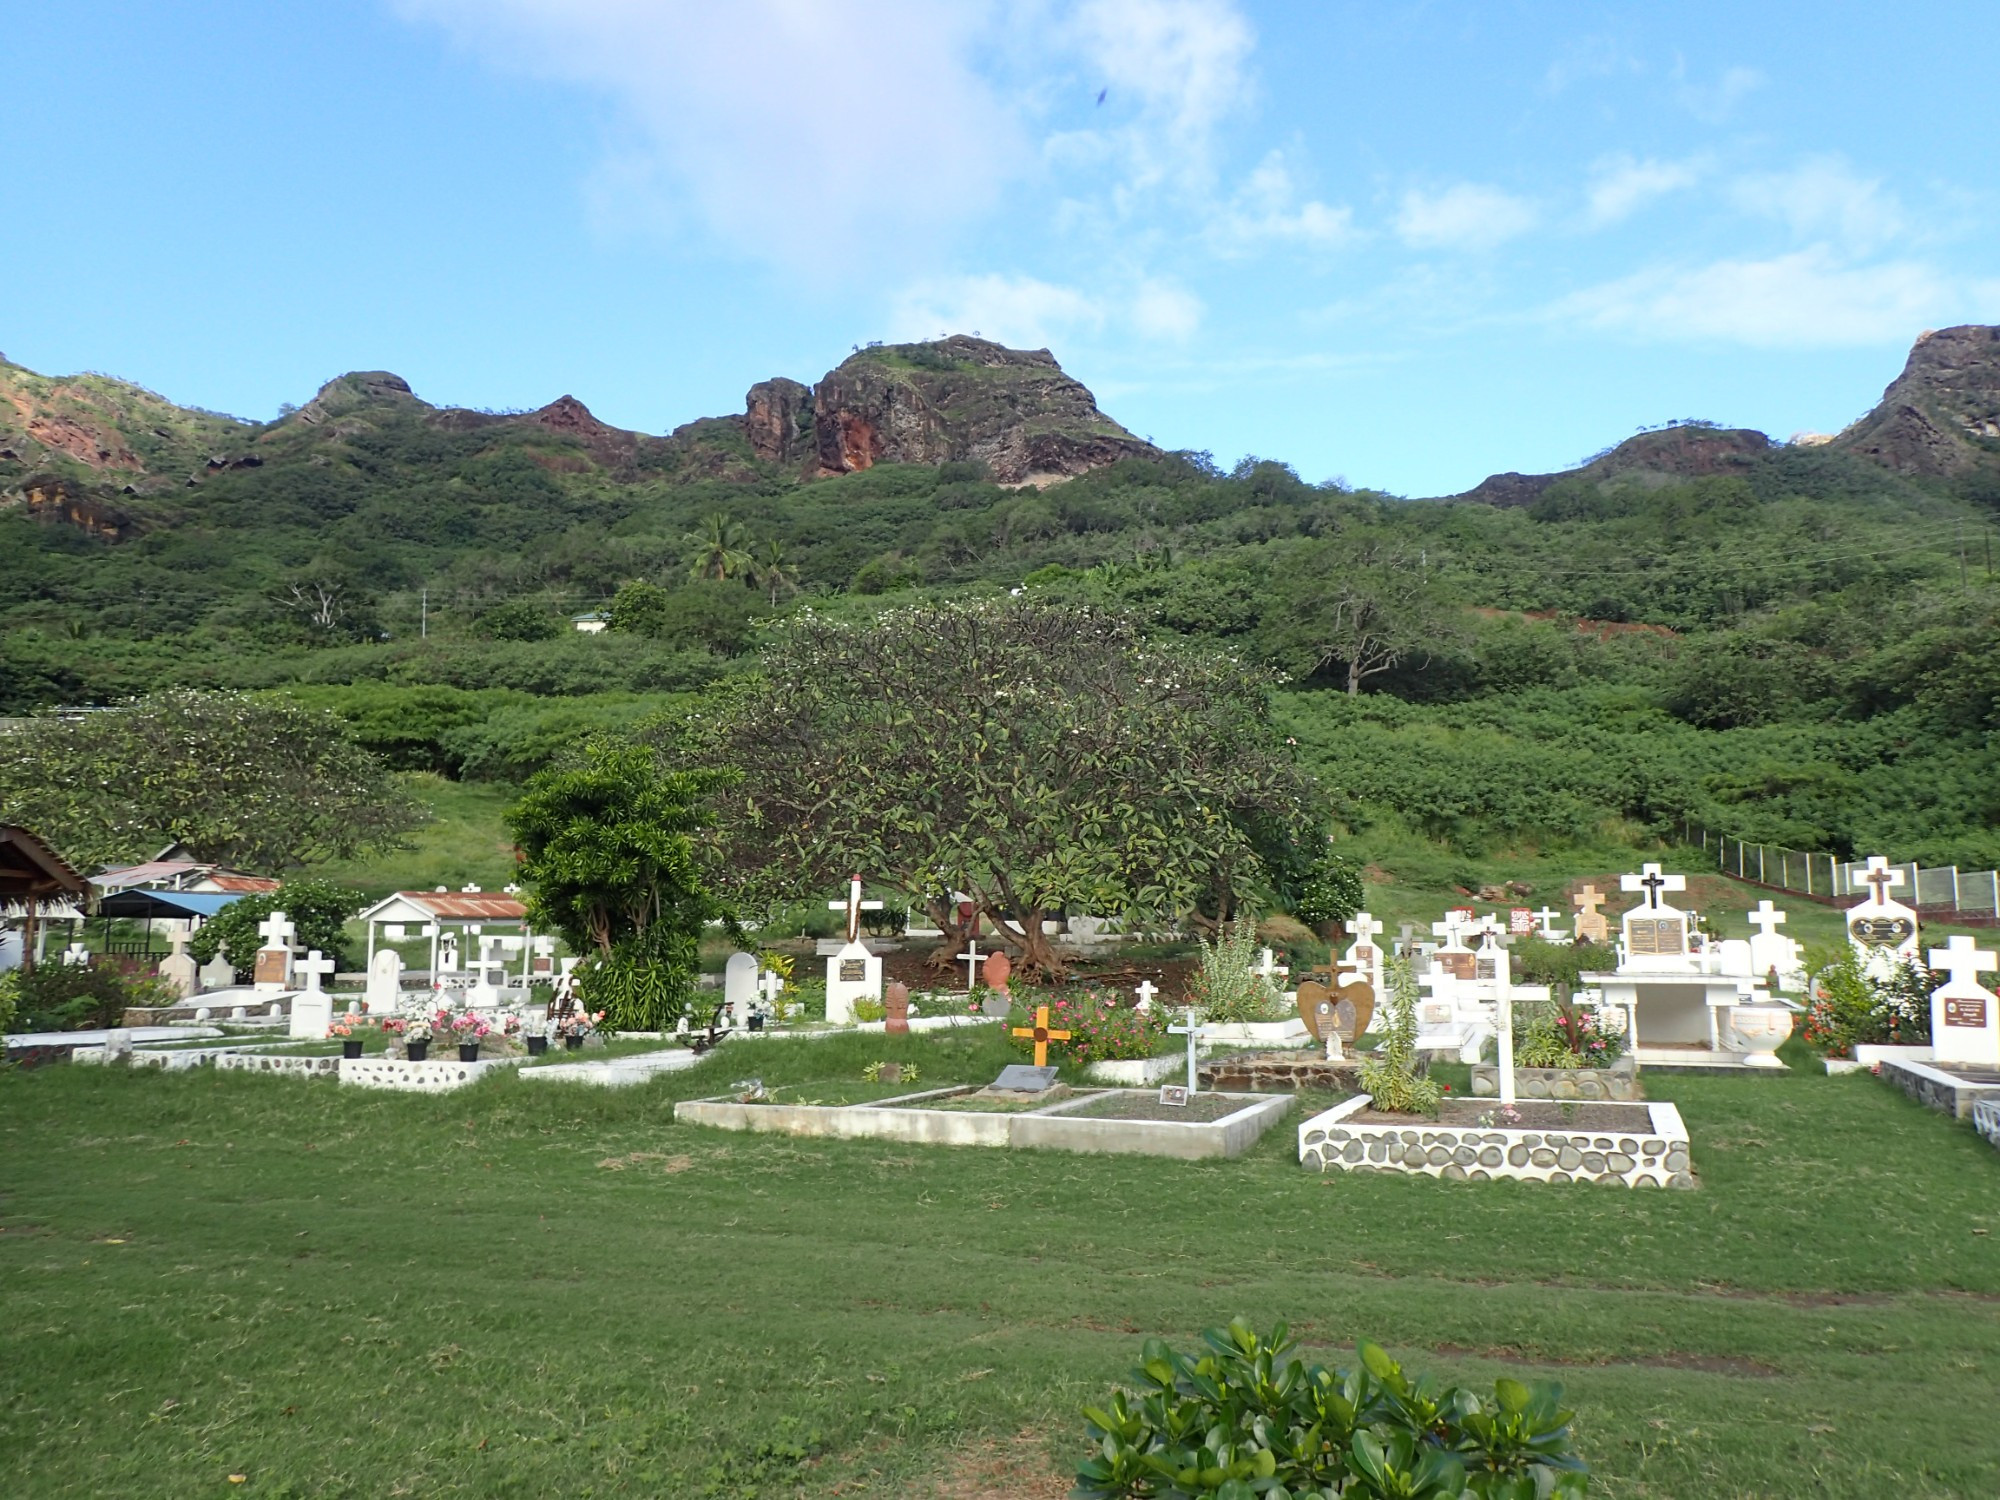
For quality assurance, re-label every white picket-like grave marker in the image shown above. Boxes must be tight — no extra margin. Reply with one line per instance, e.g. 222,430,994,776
296,951,336,995
957,939,984,993
1252,948,1290,984
1168,1012,1206,1093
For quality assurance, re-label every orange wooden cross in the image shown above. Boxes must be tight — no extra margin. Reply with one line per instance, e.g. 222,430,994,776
1010,1004,1071,1067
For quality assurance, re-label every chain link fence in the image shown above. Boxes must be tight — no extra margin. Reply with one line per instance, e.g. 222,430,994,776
1682,821,2000,921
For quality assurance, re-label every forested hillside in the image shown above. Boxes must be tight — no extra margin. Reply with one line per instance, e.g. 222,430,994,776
5,332,1998,869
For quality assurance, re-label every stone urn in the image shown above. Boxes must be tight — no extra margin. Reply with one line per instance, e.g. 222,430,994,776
1725,1003,1795,1068
884,980,911,1036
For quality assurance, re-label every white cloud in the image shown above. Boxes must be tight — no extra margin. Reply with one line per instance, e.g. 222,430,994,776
1208,151,1354,254
1550,247,1989,348
1585,155,1704,227
888,274,1106,350
1130,277,1204,339
1064,0,1257,186
1674,62,1763,124
396,0,1028,266
1731,156,1906,254
1394,183,1538,252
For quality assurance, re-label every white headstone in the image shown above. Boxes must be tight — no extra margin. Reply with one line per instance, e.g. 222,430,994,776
1847,856,1919,970
1745,901,1803,989
825,941,882,1025
1929,936,1999,1068
366,947,404,1014
63,942,92,966
757,967,786,1017
724,952,760,1028
1134,979,1159,1013
1615,865,1695,973
1343,911,1385,995
158,929,199,999
198,952,235,993
289,950,336,1039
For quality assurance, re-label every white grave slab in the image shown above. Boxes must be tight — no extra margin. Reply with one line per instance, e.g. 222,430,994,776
724,951,760,1028
289,950,336,1039
366,947,404,1014
1929,936,1999,1069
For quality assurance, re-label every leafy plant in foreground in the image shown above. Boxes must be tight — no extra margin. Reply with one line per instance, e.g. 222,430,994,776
1075,1319,1588,1499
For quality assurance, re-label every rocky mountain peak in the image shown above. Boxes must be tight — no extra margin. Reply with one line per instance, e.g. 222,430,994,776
1828,324,2000,478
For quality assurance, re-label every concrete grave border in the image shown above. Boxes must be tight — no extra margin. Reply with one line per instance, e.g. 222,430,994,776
675,1086,1291,1160
1876,1056,2000,1120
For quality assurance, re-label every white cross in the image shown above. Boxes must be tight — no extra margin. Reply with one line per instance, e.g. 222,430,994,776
167,928,191,957
1134,979,1159,1012
296,950,336,996
63,941,91,965
1929,936,1998,990
1858,856,1905,905
956,939,983,993
1532,907,1563,936
828,874,884,945
532,935,555,959
1345,911,1384,945
757,969,786,1009
1620,863,1685,910
461,884,482,893
1432,909,1476,947
1475,914,1507,949
1252,947,1290,984
257,910,295,950
503,883,521,894
1167,1012,1205,1093
1747,901,1787,940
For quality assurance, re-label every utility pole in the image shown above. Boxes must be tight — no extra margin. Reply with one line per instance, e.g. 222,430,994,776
1960,525,1968,589
421,585,428,639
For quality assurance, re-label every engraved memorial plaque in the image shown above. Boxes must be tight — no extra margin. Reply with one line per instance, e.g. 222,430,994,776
1944,994,1989,1029
1439,951,1476,980
1627,917,1685,956
1332,978,1375,1042
838,958,866,983
1296,979,1334,1039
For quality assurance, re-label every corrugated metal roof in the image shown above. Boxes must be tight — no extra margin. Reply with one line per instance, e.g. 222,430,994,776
396,891,529,920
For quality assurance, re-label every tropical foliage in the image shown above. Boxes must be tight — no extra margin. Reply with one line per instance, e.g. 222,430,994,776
187,879,367,973
1361,956,1442,1116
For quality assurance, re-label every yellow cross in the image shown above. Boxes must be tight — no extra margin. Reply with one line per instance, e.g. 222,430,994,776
1010,1004,1071,1068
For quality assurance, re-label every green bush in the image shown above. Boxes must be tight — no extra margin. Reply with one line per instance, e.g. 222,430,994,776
188,880,366,973
1183,917,1289,1023
1360,957,1441,1116
12,962,140,1033
1292,851,1365,931
1075,1319,1588,1499
1004,988,1169,1063
0,970,18,1038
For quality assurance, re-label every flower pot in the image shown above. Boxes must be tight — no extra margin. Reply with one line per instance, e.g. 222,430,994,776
341,1039,364,1060
566,1035,584,1051
406,1041,429,1062
526,1035,548,1056
458,1042,481,1063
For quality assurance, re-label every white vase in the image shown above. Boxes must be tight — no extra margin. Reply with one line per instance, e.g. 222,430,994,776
1726,1004,1794,1068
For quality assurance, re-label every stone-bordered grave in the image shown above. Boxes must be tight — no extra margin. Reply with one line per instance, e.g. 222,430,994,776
1300,1095,1693,1188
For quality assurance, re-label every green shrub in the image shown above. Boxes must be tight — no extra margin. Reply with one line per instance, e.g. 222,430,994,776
12,962,138,1033
1074,1319,1588,1499
1800,944,1932,1056
189,880,366,974
1004,988,1169,1063
1183,917,1288,1023
0,970,18,1038
1514,995,1624,1070
1292,850,1365,931
1360,956,1441,1116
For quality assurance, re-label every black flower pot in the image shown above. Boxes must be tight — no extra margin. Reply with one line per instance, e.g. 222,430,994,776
406,1041,429,1062
526,1035,548,1056
458,1043,481,1063
341,1039,363,1060
566,1035,584,1051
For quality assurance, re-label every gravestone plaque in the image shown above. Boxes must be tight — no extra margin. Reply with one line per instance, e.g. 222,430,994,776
1850,915,1916,949
1945,993,1989,1029
1296,979,1335,1039
1627,917,1685,956
1332,978,1375,1043
1438,951,1476,980
991,1064,1059,1094
838,958,866,982
1158,1084,1189,1107
252,948,290,988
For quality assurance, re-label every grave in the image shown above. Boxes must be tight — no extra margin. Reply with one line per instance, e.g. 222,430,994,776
252,911,295,993
366,947,404,1014
288,950,336,1039
1581,864,1796,1068
1876,935,2000,1119
824,874,884,1025
723,951,760,1028
1571,885,1610,945
197,952,236,993
1845,855,1920,979
981,950,1013,1017
158,930,199,999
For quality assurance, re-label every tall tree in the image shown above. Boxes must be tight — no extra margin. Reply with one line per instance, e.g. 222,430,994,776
684,513,752,583
506,742,732,1028
1275,534,1459,695
679,598,1317,977
0,690,427,872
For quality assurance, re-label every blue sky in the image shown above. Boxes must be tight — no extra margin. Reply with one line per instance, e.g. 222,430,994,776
7,1,1997,495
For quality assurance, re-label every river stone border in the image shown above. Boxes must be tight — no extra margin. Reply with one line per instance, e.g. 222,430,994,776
1470,1056,1639,1102
1299,1095,1693,1188
337,1057,516,1092
1973,1098,2000,1152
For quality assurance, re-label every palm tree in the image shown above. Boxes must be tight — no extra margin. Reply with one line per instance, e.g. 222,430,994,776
751,537,800,605
684,513,752,583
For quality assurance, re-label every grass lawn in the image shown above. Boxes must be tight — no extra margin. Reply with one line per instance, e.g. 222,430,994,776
5,1030,1998,1498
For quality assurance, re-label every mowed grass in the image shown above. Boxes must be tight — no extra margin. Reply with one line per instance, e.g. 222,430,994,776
2,1030,1998,1499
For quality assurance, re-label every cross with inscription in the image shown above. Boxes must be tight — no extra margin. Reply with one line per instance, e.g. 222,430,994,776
1858,856,1905,905
257,910,295,949
1010,1004,1071,1068
1346,911,1384,946
828,874,884,944
1620,863,1685,911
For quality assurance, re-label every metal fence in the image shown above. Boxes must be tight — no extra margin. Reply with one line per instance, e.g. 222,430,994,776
1682,821,2000,917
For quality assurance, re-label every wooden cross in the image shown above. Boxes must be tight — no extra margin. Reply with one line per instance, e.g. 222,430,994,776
295,950,336,995
1133,979,1159,1012
829,874,884,945
257,910,295,950
1010,1004,1071,1067
1859,856,1905,905
1928,935,1997,991
1621,863,1685,910
957,938,983,993
1747,901,1787,940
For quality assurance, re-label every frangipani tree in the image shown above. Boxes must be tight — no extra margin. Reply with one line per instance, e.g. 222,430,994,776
679,598,1317,977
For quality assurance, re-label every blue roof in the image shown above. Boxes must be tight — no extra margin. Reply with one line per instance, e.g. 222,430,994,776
96,889,245,919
